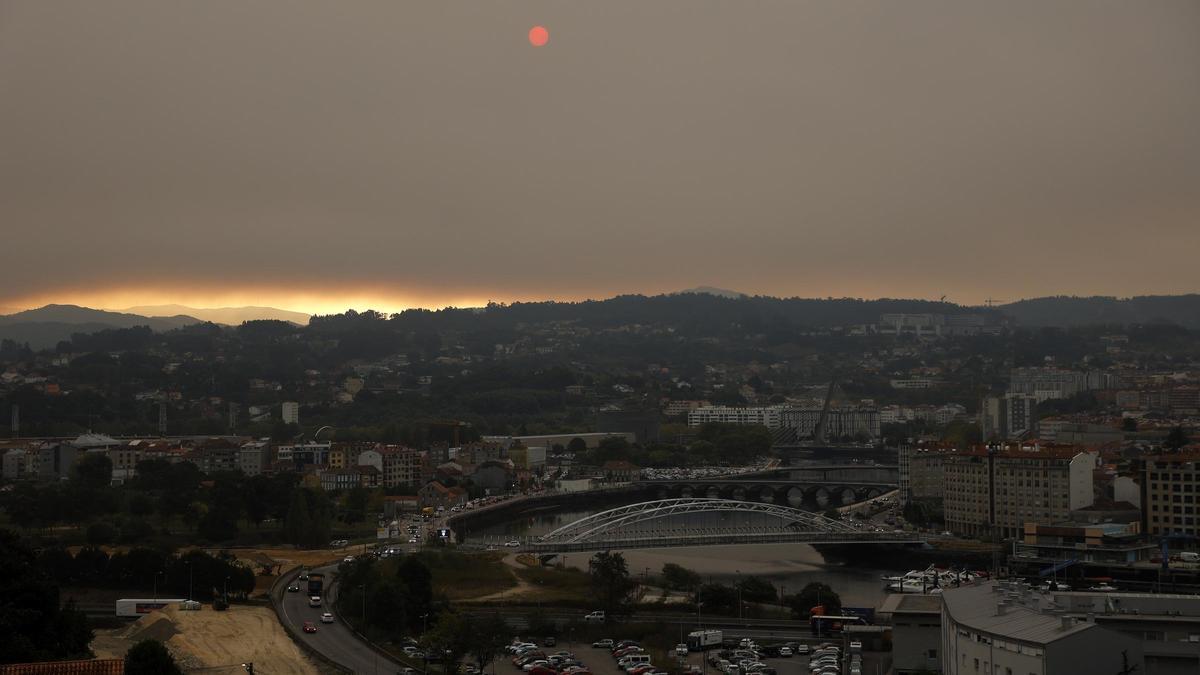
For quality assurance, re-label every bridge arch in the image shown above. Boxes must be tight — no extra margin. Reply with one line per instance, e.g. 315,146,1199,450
538,498,858,545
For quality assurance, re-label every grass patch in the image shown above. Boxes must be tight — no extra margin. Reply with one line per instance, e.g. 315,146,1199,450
412,550,518,600
512,564,592,603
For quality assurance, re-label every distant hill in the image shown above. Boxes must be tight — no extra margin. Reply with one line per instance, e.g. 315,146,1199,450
998,295,1200,328
675,286,747,299
0,304,201,348
121,304,310,325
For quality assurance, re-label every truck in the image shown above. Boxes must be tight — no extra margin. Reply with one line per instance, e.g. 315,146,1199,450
308,573,326,597
115,599,187,618
686,629,723,651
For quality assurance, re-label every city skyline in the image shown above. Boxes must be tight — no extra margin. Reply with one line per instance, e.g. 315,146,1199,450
3,1,1199,315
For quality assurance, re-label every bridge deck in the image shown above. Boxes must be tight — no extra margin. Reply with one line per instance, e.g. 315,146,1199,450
517,530,924,553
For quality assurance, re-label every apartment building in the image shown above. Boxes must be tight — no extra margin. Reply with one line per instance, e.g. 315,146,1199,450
943,445,1095,538
281,401,299,424
910,451,949,502
980,394,1038,441
380,445,422,488
778,406,881,440
1140,454,1200,539
687,405,784,428
238,441,268,477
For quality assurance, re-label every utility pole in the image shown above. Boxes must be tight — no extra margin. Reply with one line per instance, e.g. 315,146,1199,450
10,404,17,438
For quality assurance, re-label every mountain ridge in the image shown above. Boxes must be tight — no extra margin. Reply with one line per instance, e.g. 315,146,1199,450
120,304,310,325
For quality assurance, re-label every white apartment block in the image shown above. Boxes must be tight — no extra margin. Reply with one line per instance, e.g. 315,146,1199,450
281,401,300,425
687,406,784,428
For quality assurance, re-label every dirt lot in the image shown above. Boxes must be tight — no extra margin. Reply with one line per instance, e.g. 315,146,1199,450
92,604,318,674
225,547,347,595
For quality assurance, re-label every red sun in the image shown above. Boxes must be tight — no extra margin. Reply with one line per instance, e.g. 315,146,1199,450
528,25,549,47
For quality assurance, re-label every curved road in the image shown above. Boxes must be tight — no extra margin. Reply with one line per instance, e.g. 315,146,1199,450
279,564,400,675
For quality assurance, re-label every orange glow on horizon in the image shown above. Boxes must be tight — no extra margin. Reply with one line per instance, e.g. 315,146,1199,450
1,287,505,318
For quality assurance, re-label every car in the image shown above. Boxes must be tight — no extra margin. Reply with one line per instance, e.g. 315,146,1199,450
505,540,522,547
298,572,309,581
544,636,557,647
592,639,614,649
778,647,792,657
308,595,322,607
675,644,689,658
848,641,862,653
321,612,335,623
527,668,556,675
343,556,354,563
626,665,656,675
612,647,643,659
522,661,550,671
287,583,300,593
302,621,317,633
402,668,418,675
584,610,606,623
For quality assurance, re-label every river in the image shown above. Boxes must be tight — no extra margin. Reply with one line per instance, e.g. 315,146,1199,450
470,507,905,608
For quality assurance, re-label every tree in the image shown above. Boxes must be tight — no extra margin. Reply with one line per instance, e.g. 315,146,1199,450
788,582,841,619
567,437,588,454
284,488,312,547
124,639,182,675
343,486,370,524
423,613,472,675
468,613,511,673
0,529,93,663
1165,426,1190,451
85,521,117,546
396,557,433,633
661,563,701,591
72,453,113,489
589,551,637,619
197,507,239,543
736,576,777,604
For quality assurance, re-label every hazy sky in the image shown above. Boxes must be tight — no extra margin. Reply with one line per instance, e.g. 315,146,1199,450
2,1,1199,314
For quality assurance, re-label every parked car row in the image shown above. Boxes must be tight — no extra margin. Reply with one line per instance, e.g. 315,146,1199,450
506,641,591,675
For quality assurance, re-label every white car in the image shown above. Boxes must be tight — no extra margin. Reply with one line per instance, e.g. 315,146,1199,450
505,540,521,547
778,647,792,657
320,612,335,623
675,644,688,658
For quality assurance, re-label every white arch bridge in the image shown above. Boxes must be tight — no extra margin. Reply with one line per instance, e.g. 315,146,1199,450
508,498,924,553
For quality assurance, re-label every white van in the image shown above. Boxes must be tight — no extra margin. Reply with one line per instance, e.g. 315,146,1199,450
620,655,651,671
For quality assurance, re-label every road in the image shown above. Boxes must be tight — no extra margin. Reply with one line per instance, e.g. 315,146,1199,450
279,564,400,675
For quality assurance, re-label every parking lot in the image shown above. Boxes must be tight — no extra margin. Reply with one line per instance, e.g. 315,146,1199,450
503,635,878,675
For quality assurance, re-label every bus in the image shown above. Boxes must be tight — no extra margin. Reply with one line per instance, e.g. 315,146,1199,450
810,614,869,636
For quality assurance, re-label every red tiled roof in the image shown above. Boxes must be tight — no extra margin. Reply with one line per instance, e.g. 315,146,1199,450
0,660,124,675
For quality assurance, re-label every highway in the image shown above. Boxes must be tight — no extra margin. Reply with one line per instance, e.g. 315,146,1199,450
278,564,400,674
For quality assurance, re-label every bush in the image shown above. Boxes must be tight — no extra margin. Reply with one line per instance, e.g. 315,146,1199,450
85,521,117,546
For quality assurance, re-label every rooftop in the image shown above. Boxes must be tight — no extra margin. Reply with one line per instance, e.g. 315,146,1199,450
941,581,1096,644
